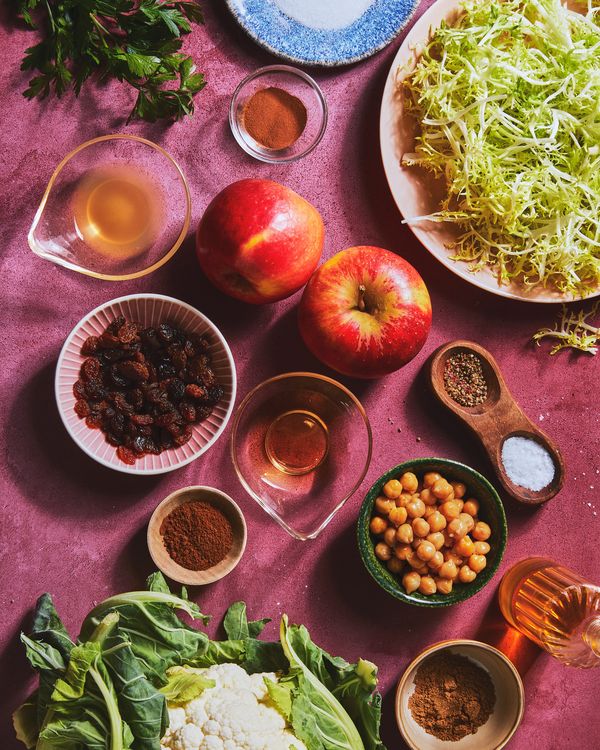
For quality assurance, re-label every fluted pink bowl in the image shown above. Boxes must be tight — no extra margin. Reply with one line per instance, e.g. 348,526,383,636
55,294,237,475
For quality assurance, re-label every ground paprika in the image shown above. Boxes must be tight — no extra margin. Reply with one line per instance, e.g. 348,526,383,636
242,86,307,150
160,500,233,571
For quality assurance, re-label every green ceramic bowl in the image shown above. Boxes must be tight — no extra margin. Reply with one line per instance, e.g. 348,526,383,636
357,457,507,607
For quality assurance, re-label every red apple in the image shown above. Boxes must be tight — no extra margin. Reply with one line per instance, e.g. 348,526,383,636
196,179,324,304
298,246,432,378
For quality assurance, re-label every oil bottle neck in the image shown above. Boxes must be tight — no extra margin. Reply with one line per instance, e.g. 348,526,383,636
583,616,600,658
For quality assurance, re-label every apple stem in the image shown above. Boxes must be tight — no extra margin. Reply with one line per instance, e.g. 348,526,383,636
357,284,367,312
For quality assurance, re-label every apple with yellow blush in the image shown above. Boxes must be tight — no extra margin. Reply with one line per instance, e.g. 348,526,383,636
298,246,432,378
196,179,324,304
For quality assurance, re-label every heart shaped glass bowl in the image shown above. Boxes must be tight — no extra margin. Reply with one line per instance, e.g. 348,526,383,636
29,135,191,280
230,373,372,540
357,458,507,606
56,294,236,475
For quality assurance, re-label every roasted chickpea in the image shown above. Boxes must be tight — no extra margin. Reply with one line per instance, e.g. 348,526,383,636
395,543,413,561
423,471,442,488
443,550,463,566
400,472,419,493
416,540,436,561
374,543,393,561
397,492,413,508
383,527,397,547
420,488,437,506
454,535,475,558
374,496,395,515
387,557,404,575
396,523,413,544
383,479,403,499
402,571,421,594
447,518,469,540
450,481,467,499
472,521,491,541
412,517,431,538
432,478,454,500
427,532,445,550
411,537,423,550
427,511,446,532
428,551,444,570
406,498,426,519
369,516,388,536
439,500,461,521
419,576,437,595
459,564,477,583
462,499,480,516
389,506,408,527
474,541,491,555
454,499,464,513
439,561,458,579
469,554,487,573
423,504,438,519
409,557,429,574
435,577,453,594
459,512,475,532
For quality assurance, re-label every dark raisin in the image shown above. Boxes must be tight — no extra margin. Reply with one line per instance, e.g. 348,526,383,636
155,412,177,427
128,389,144,410
145,440,161,455
131,414,153,426
157,361,176,380
167,378,186,402
86,414,102,429
157,323,173,343
99,331,121,349
117,360,150,382
183,340,196,357
207,385,224,403
81,336,100,355
81,357,101,381
179,402,196,423
117,321,139,344
73,380,87,399
110,365,129,388
185,384,207,399
116,445,136,464
109,393,133,414
109,413,126,434
102,348,129,363
196,404,213,420
106,433,122,447
84,380,107,400
173,425,193,446
74,400,90,417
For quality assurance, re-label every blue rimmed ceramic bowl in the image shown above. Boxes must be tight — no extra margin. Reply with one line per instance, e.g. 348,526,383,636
224,0,420,66
357,457,507,607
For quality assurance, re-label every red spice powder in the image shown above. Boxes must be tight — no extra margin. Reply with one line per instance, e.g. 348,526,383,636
160,501,233,571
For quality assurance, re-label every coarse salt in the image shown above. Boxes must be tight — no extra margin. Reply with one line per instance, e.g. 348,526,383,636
501,436,555,491
273,0,374,30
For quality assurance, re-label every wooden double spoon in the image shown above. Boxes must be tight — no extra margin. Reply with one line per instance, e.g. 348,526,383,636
429,340,565,505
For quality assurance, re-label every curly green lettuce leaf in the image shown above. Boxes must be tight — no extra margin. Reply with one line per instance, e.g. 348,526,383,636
533,302,600,354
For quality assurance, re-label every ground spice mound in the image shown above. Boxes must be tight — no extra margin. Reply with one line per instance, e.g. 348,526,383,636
242,86,307,150
443,351,489,407
408,651,496,741
160,501,233,571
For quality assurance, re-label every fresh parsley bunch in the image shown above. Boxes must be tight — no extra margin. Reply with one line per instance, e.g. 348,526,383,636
16,0,205,122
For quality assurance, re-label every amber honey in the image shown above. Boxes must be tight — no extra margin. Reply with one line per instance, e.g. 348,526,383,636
264,409,329,475
499,557,600,668
73,165,160,258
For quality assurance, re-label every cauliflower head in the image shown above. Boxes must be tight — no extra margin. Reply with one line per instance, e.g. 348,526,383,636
160,663,307,750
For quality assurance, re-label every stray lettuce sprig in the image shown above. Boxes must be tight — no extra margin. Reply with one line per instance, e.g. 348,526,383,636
14,573,386,750
401,0,600,295
533,302,600,354
15,0,205,122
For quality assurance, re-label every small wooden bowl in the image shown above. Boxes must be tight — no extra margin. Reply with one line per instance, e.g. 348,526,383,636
396,640,525,750
147,486,247,585
429,340,565,504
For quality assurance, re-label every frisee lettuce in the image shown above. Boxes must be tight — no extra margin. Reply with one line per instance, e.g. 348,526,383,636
533,301,600,353
14,574,386,750
402,0,600,295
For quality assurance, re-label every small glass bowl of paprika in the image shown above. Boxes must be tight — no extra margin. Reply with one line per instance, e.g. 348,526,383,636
147,485,247,586
229,65,328,164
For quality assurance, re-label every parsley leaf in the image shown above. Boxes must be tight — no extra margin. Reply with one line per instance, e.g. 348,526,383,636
14,0,205,122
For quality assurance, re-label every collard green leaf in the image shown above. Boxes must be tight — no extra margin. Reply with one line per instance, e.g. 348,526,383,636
223,601,270,640
12,696,38,750
264,677,293,722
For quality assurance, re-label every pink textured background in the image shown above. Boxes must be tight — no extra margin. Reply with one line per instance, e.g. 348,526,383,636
1,2,599,748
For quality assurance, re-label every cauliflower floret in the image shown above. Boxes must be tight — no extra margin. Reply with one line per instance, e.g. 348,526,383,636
168,723,204,750
163,665,308,750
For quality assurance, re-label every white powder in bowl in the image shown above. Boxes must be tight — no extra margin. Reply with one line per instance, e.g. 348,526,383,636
501,436,555,491
273,0,375,30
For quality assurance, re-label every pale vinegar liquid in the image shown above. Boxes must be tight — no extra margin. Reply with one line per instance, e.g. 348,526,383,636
499,558,600,668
